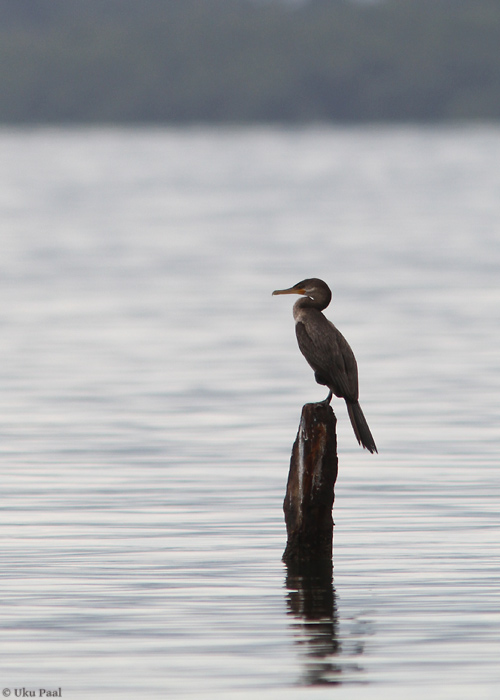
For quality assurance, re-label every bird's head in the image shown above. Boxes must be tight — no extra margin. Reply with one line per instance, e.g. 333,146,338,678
272,278,332,307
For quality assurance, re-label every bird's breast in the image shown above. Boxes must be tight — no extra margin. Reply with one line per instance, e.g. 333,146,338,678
292,303,309,324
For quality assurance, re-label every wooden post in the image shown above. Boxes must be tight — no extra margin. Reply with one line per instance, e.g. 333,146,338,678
282,402,338,563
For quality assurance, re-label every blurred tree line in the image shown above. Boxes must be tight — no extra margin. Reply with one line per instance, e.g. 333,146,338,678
1,0,500,123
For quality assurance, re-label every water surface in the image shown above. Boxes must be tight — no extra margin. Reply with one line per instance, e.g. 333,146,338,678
0,126,499,699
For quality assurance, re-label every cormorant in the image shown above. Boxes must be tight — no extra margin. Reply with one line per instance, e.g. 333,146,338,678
273,278,377,453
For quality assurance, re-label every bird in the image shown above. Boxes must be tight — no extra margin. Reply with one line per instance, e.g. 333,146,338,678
273,278,377,453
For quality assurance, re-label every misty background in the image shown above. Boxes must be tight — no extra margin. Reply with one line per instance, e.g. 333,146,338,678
1,0,500,124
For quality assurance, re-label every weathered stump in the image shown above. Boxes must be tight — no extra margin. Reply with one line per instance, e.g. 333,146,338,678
282,402,338,563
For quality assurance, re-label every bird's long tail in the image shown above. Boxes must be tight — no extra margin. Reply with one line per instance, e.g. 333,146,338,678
346,401,378,454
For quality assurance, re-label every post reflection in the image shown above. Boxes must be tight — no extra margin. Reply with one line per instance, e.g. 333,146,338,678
284,558,363,686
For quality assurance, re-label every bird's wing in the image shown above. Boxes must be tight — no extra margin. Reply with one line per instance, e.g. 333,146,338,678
331,324,359,401
295,317,359,401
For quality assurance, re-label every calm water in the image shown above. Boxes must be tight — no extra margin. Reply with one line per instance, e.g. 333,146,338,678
0,126,499,699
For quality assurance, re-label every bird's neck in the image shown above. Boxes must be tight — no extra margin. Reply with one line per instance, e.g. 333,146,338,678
294,294,330,313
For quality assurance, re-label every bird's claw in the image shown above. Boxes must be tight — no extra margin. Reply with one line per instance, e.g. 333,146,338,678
320,390,333,405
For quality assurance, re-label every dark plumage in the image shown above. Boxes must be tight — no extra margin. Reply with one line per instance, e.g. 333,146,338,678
273,277,377,453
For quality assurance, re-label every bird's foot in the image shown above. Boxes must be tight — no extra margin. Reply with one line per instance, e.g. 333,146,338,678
320,390,333,406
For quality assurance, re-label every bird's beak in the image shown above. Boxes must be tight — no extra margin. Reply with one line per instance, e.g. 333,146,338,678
272,284,305,296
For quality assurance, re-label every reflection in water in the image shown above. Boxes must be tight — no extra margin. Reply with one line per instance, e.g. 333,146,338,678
284,559,365,686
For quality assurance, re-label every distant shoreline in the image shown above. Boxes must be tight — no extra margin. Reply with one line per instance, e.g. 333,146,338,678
2,0,500,123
